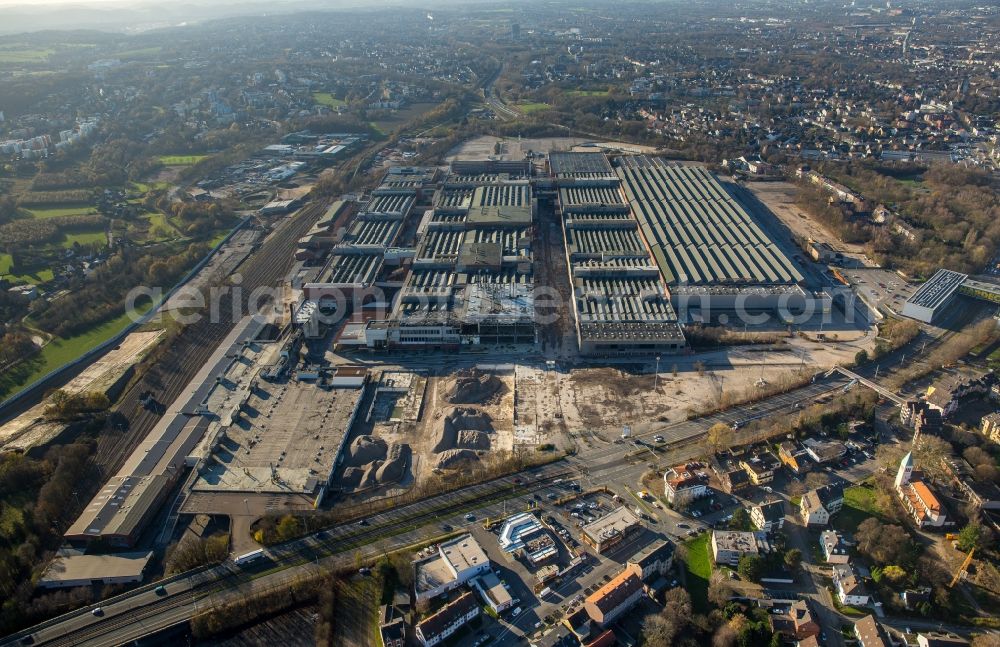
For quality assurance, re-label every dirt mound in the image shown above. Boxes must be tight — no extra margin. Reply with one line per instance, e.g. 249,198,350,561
446,370,507,404
435,448,482,469
341,466,365,489
345,435,388,467
456,430,491,450
340,439,410,491
375,443,410,483
433,408,495,453
358,461,382,489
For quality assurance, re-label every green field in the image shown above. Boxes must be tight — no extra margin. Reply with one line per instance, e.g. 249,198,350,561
566,89,609,97
0,253,54,285
142,212,180,241
26,205,97,219
0,306,151,401
313,92,346,108
60,229,107,248
833,484,881,532
158,154,208,166
517,102,552,114
117,46,162,60
0,48,54,63
129,180,172,197
684,534,713,612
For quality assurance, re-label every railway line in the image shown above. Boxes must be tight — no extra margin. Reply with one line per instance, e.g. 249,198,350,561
92,200,329,474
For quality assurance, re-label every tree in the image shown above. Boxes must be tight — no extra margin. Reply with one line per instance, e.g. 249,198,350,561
713,622,738,647
784,548,802,572
957,521,989,553
804,471,829,491
737,554,764,582
662,587,692,630
707,422,732,453
642,613,677,647
729,508,751,531
855,518,914,566
882,565,906,584
708,571,734,608
971,635,1000,647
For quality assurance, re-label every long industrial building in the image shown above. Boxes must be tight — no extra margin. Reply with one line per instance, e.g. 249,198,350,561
552,151,686,355
617,156,808,315
65,317,269,547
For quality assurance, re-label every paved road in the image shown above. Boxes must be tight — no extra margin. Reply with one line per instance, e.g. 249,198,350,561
4,291,986,645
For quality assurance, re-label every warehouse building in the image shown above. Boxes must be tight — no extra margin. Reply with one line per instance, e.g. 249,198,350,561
38,552,153,589
552,151,686,355
616,156,810,319
66,317,268,547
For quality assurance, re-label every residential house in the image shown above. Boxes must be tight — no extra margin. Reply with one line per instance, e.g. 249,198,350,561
721,467,752,494
901,588,931,611
740,454,778,485
663,465,708,506
778,441,812,474
925,369,994,417
770,599,821,641
800,483,844,527
627,540,674,581
895,452,947,528
584,564,645,627
833,563,870,607
750,501,785,533
942,456,1000,511
562,607,593,642
820,530,850,564
982,412,1000,444
711,530,770,566
854,614,891,647
901,400,943,436
415,591,480,647
379,605,406,647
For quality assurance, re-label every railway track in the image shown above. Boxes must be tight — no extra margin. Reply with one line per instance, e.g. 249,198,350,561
92,200,328,474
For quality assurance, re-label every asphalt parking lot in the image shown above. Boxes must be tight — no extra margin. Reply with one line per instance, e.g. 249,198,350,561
844,266,915,314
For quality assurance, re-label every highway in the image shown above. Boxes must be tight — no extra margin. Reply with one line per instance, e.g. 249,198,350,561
1,368,856,647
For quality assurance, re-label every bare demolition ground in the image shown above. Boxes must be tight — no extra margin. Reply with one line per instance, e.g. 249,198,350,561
0,329,164,452
745,181,865,255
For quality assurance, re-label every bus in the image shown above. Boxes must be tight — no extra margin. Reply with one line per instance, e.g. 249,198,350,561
234,549,265,565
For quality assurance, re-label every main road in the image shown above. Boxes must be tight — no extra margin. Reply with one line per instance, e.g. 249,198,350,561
2,368,857,647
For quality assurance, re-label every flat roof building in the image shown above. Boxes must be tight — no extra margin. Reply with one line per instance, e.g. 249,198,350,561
902,269,968,323
66,317,267,547
38,552,153,589
580,506,642,554
413,534,491,602
711,530,769,566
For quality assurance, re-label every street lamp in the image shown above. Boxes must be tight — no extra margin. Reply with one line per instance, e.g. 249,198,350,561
653,355,661,392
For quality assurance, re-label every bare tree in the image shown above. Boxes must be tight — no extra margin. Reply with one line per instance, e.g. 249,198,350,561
708,571,734,608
